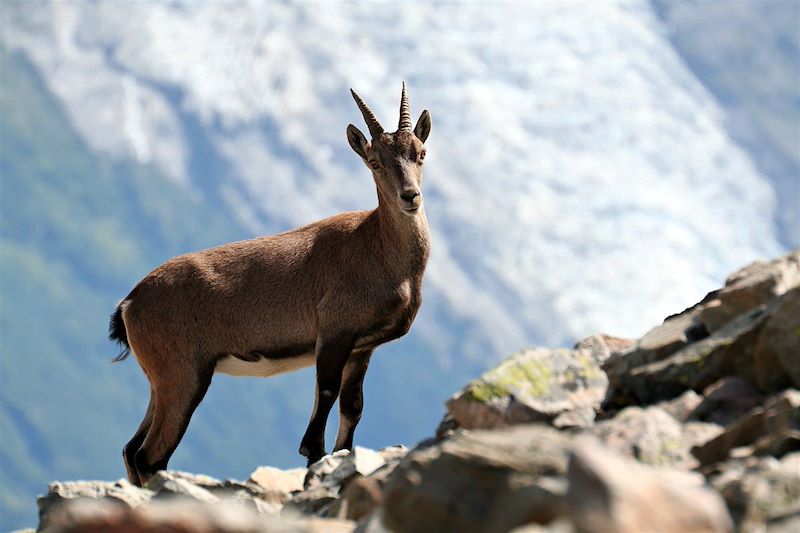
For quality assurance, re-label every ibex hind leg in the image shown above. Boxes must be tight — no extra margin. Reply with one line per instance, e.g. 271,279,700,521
123,388,155,487
133,364,214,485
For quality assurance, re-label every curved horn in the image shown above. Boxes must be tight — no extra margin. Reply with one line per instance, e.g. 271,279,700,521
398,81,412,131
350,89,384,138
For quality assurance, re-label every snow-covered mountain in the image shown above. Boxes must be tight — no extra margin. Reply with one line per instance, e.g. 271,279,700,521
4,0,790,361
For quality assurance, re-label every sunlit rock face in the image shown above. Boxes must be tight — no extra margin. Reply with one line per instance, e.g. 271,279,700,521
3,0,785,363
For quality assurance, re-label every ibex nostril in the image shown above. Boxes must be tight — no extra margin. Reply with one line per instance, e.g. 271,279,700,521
401,191,420,202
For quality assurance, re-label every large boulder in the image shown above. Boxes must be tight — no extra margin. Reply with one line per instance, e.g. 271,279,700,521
567,440,732,533
446,348,609,430
382,425,571,533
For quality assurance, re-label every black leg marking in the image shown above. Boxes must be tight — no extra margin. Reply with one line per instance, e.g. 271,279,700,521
334,350,372,452
299,333,355,465
123,391,155,487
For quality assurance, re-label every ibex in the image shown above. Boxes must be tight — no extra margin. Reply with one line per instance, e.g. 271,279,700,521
109,84,431,487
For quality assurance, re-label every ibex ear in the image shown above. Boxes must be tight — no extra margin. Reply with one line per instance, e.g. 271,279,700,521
347,124,369,160
414,110,431,143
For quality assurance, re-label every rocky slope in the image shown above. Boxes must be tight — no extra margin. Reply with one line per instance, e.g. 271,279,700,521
31,250,800,532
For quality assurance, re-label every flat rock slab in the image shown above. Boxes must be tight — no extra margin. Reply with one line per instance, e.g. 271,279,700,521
447,348,609,430
43,497,355,533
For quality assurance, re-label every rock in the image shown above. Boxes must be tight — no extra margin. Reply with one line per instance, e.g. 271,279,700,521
37,479,152,530
567,439,733,533
146,471,220,503
304,450,351,490
692,377,766,426
682,421,726,450
693,390,800,466
591,406,693,467
382,425,571,533
709,453,800,530
618,305,769,404
327,447,386,486
700,250,800,333
755,287,800,391
326,477,383,522
43,497,355,533
657,389,703,421
434,413,460,440
284,485,341,516
446,348,609,430
574,334,636,366
249,466,306,495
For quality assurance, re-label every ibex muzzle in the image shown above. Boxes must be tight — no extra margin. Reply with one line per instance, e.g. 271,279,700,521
110,84,431,486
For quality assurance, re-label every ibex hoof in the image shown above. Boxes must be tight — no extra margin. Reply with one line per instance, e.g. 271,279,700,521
298,445,310,457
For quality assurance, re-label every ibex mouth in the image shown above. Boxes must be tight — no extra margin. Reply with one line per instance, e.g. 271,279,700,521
401,204,422,214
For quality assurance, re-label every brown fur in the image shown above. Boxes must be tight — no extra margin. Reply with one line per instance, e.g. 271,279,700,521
115,85,432,486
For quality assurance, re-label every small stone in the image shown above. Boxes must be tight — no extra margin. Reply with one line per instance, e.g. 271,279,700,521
249,466,307,494
574,334,636,366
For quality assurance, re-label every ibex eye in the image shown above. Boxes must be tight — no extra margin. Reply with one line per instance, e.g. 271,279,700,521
418,150,426,164
369,160,380,170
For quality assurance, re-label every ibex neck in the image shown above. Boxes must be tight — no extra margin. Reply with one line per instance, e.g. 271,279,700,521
374,195,430,274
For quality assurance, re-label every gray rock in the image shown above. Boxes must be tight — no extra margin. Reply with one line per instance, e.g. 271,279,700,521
44,497,355,533
249,466,306,495
574,334,636,366
382,425,571,533
325,476,383,522
619,305,769,404
447,348,609,430
328,447,387,487
709,453,800,530
755,287,800,391
591,406,693,467
657,389,703,422
284,485,341,516
693,390,800,466
567,439,733,533
146,471,219,503
700,250,800,333
37,479,153,531
304,450,351,490
692,377,766,426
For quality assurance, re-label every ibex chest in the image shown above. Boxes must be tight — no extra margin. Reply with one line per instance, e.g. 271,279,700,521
353,280,421,351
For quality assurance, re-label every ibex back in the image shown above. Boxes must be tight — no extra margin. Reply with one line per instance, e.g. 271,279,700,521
109,84,431,487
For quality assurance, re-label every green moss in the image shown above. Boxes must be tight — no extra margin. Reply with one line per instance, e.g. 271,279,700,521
468,356,553,402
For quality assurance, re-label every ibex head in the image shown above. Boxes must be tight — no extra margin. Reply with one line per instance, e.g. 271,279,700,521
347,83,432,215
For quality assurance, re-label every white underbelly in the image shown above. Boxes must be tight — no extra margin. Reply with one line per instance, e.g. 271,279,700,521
214,352,316,377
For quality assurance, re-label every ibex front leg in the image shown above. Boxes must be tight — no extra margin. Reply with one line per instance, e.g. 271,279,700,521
299,332,354,465
334,350,372,453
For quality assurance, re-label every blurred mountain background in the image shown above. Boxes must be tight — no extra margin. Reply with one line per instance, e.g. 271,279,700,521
0,1,797,529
